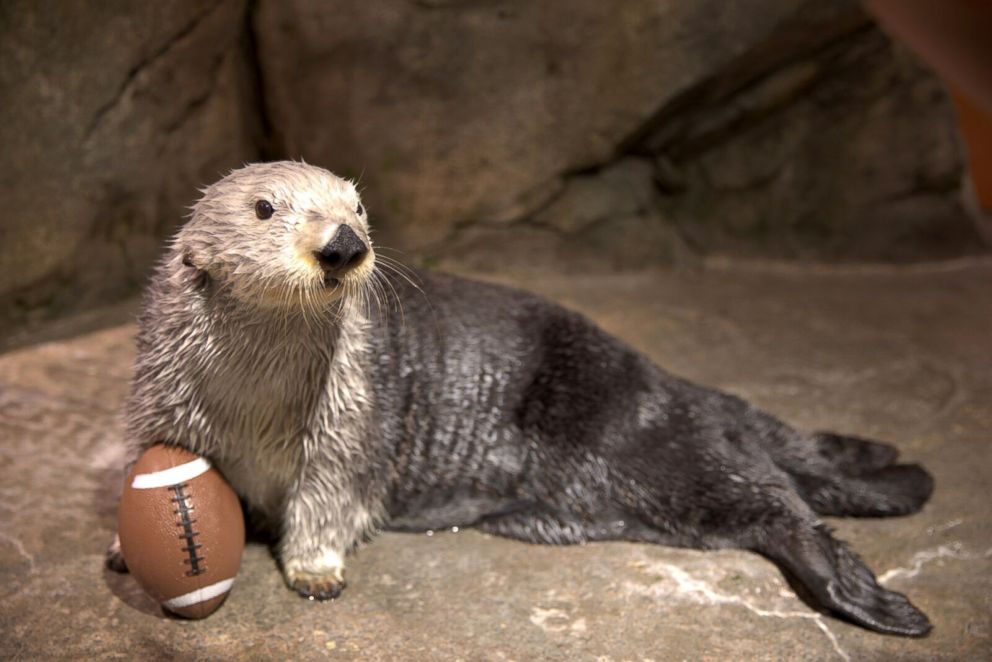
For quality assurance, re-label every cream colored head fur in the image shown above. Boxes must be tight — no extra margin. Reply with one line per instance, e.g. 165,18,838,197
175,161,375,308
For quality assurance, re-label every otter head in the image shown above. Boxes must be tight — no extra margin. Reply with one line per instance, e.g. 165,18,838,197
175,161,375,309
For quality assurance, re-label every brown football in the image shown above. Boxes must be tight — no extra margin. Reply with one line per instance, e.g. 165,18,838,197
118,444,245,619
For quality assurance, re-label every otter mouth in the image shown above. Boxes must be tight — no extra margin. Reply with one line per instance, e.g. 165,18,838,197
323,274,340,289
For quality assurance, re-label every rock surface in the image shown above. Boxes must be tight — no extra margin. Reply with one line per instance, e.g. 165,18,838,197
0,0,259,336
653,28,975,261
2,0,988,345
1,261,990,660
254,0,985,270
255,0,864,251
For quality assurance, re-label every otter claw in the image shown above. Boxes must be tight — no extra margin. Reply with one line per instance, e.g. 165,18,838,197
290,574,347,601
283,552,347,601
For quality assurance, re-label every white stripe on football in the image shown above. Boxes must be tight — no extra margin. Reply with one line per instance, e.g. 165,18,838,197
130,457,212,489
162,578,236,609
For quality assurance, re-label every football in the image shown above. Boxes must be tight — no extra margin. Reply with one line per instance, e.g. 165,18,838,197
117,444,245,619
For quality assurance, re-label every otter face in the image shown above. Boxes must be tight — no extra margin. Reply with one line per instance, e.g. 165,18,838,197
176,161,376,309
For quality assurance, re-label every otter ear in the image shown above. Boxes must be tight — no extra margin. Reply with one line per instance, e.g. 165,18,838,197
181,252,211,290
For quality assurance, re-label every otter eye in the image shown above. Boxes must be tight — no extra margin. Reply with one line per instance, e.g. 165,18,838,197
255,199,274,220
356,202,364,216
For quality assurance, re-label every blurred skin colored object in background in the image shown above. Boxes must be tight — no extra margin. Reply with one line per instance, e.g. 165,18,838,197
951,91,992,240
866,0,992,237
865,0,992,114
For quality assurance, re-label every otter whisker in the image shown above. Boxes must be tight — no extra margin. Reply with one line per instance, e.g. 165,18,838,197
359,277,375,320
371,270,390,321
356,276,373,321
305,280,325,329
298,280,318,333
376,256,438,326
372,266,404,328
341,278,355,319
376,254,422,292
370,271,391,324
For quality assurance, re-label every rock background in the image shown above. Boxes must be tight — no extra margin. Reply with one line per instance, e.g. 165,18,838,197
0,0,259,337
1,0,987,339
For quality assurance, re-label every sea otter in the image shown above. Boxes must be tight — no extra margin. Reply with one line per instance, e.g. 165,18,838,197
107,161,933,636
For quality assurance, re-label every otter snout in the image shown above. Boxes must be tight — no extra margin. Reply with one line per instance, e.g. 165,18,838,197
314,225,369,280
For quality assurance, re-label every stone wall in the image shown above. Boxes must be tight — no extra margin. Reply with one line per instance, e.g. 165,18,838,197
0,0,260,336
1,0,985,339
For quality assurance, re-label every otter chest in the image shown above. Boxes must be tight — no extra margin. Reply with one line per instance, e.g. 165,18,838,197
197,342,331,515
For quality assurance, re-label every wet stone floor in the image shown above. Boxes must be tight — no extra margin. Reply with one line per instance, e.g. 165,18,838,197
1,261,991,660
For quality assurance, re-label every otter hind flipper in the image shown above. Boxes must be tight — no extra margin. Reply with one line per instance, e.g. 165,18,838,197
812,432,900,473
765,431,933,517
792,463,934,518
763,521,932,637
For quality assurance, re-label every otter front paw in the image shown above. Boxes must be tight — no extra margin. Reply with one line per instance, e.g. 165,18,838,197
288,569,347,601
283,553,347,601
105,534,128,573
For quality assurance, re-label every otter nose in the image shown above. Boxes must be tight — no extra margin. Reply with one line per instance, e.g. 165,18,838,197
314,225,369,274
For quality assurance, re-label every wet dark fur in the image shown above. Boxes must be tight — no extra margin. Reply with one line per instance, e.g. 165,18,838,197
368,270,933,636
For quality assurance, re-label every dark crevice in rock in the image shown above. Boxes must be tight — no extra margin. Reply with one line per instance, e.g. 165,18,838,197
410,0,497,11
163,53,226,135
84,1,227,139
466,154,659,235
244,0,280,160
492,181,569,233
881,177,963,204
618,10,871,160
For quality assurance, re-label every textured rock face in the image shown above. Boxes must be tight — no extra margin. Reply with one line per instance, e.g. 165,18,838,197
1,0,987,339
253,0,983,270
254,1,859,249
0,0,258,335
652,28,973,261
